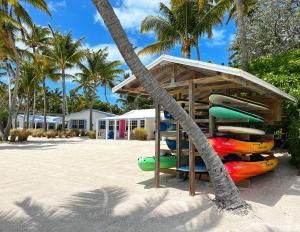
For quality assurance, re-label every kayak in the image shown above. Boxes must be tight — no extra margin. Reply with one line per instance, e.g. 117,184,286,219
160,122,176,131
209,105,264,123
177,164,208,173
217,126,265,135
209,93,270,111
138,155,176,171
225,156,278,182
166,138,189,150
208,137,274,156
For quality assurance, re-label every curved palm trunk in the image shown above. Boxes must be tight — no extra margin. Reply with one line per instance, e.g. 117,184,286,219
235,0,249,71
32,88,36,129
42,80,47,132
3,34,21,141
62,68,66,131
93,0,247,211
195,38,200,61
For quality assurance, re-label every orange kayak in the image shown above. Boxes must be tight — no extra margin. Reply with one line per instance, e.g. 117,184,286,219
208,137,275,156
225,156,278,182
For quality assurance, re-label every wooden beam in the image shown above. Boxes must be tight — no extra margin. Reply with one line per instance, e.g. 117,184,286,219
189,80,196,196
155,103,161,188
176,122,182,176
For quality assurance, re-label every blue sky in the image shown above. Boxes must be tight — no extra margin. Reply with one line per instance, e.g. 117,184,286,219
21,0,237,104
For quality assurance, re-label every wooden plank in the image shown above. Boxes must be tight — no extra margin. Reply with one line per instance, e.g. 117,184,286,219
155,103,161,188
189,80,196,196
176,123,182,171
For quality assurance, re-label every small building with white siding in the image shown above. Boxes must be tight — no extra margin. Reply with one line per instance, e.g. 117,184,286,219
97,109,164,140
17,114,62,129
65,109,115,131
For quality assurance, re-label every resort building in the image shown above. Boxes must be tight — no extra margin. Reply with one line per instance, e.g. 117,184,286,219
65,109,115,131
97,109,164,140
17,114,62,129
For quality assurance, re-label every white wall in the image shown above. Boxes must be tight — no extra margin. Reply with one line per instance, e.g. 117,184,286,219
66,110,113,131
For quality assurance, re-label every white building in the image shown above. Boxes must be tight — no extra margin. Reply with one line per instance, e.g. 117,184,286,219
65,109,115,131
17,114,62,129
97,109,164,140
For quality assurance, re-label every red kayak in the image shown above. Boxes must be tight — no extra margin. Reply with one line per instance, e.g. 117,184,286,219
208,137,274,157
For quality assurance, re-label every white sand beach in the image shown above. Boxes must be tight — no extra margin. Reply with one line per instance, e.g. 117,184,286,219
0,138,299,231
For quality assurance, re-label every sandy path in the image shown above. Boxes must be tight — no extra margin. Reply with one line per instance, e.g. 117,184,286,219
0,137,299,231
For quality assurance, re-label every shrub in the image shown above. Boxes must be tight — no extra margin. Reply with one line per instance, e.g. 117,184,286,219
133,128,148,140
0,132,3,141
46,130,57,139
31,129,43,138
87,130,96,139
18,130,30,142
58,132,64,138
80,130,87,137
65,130,71,138
70,129,80,137
9,129,19,142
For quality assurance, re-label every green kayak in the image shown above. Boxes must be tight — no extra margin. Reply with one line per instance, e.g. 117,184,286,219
209,105,264,123
138,156,176,171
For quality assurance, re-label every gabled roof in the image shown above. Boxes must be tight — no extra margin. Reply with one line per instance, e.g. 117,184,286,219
113,55,296,102
102,109,164,120
66,109,115,117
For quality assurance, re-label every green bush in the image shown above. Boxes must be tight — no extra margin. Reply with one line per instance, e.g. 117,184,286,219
87,130,96,139
133,128,148,140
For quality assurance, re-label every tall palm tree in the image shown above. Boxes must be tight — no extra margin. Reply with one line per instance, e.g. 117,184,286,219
46,26,85,131
24,25,50,127
1,0,50,140
139,1,225,60
32,53,58,132
92,0,247,211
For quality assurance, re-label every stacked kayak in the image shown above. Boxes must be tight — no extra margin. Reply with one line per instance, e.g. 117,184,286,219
138,155,176,171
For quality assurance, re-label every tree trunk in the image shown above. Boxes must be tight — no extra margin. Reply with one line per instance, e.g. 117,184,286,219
43,80,47,132
25,88,30,129
62,68,66,131
104,86,113,113
93,0,248,211
235,0,249,71
195,41,200,61
32,88,36,129
3,33,21,141
89,99,93,131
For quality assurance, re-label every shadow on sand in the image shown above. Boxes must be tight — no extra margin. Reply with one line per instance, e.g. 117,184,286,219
138,154,300,207
0,186,220,232
0,138,87,151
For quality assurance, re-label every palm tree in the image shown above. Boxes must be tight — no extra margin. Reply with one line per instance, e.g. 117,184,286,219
24,25,50,127
1,0,50,140
46,27,85,131
92,0,247,211
139,1,225,60
32,53,58,132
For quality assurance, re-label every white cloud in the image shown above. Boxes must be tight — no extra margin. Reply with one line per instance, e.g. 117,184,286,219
94,0,169,33
48,0,66,12
205,29,227,47
229,33,236,43
84,43,156,66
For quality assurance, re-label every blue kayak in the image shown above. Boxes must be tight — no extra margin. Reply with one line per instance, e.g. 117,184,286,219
177,164,207,173
166,138,189,150
160,122,176,131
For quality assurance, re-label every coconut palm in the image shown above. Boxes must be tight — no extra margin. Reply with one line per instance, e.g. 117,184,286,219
139,1,225,60
1,0,50,140
46,26,85,131
32,53,58,132
92,0,247,211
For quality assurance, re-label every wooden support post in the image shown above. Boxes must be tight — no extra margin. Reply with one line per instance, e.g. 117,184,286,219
189,81,196,196
176,122,182,176
155,103,161,188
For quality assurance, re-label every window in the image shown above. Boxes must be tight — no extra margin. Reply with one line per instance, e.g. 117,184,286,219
131,120,138,130
99,120,106,129
116,121,120,131
109,121,114,131
126,121,128,131
71,120,85,129
140,120,145,128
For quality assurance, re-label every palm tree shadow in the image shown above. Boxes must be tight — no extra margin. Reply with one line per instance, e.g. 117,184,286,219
0,186,221,232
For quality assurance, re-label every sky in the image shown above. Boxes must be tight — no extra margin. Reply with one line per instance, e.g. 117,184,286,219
17,0,237,105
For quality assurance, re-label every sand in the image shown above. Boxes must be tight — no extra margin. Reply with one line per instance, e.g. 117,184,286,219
0,137,299,232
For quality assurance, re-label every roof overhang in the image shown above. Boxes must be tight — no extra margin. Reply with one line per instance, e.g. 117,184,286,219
113,55,296,102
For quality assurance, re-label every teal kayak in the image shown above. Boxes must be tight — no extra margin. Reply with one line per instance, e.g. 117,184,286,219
138,155,176,171
209,105,264,123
